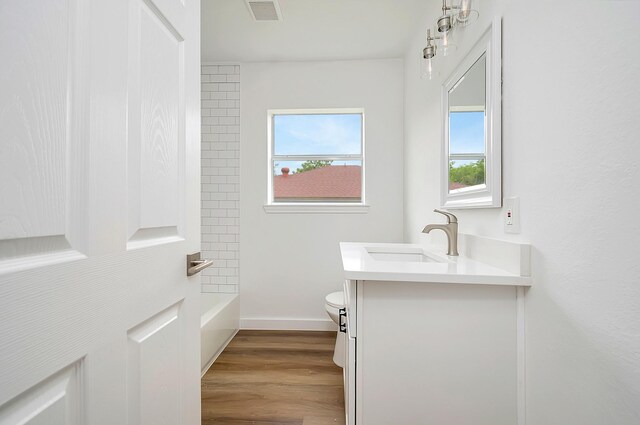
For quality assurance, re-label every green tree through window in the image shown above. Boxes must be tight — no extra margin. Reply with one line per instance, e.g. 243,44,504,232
449,159,485,187
295,160,333,174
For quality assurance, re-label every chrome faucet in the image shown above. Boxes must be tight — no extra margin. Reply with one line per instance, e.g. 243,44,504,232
422,209,459,256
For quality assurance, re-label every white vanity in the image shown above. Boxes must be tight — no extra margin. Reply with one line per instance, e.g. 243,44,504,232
336,17,525,424
339,240,531,425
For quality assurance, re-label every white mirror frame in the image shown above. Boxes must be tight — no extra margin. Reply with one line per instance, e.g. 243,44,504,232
441,17,502,209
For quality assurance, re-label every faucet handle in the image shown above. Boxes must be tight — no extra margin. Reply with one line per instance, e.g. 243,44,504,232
434,209,458,223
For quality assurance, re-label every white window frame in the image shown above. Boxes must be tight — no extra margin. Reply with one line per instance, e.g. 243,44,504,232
264,108,368,214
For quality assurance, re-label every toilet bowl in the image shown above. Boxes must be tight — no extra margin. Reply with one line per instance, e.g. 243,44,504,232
324,291,345,368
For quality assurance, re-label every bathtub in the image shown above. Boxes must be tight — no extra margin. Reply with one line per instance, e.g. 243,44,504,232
200,293,240,376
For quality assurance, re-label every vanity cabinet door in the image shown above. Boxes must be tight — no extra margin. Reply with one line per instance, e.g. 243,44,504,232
358,280,517,425
343,279,358,425
344,280,357,337
344,319,356,425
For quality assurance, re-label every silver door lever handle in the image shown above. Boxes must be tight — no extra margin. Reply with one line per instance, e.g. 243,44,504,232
186,252,214,276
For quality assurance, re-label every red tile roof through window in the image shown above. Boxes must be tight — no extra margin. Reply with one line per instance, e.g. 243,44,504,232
274,165,361,199
449,181,468,190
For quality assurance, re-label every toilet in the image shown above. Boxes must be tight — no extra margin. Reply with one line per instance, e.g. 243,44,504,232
324,291,345,368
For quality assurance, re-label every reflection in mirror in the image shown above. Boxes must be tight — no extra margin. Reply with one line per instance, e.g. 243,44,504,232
448,54,486,193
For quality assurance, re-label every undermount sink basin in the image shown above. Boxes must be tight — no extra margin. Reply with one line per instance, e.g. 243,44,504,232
365,246,446,263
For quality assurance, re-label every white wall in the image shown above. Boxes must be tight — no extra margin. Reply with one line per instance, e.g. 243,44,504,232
404,1,640,423
240,59,404,329
201,64,240,294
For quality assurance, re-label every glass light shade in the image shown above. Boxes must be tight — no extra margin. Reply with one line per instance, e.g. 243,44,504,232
455,0,478,27
458,0,472,14
439,31,457,57
420,56,434,80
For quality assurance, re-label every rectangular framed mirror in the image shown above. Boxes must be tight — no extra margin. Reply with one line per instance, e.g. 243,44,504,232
441,17,501,209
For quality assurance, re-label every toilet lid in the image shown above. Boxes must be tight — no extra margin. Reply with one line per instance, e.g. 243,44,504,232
325,291,344,308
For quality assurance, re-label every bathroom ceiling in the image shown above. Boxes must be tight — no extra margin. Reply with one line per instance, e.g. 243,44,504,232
201,0,430,62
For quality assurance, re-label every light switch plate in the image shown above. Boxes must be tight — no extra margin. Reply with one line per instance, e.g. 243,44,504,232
504,197,520,234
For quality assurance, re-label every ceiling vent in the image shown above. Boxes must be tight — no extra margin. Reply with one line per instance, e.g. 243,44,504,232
245,0,282,22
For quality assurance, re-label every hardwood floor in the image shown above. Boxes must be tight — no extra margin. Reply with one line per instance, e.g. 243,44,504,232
201,330,346,425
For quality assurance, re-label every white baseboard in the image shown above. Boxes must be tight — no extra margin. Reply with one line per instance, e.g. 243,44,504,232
240,318,337,331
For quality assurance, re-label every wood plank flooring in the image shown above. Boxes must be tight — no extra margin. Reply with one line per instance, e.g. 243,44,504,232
201,330,346,425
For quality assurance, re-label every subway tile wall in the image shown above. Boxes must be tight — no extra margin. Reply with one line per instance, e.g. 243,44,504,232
201,64,240,294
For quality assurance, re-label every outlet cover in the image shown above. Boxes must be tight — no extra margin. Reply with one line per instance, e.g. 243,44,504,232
504,197,520,234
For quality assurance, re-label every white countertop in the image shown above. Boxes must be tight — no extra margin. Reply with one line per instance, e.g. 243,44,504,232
340,242,532,286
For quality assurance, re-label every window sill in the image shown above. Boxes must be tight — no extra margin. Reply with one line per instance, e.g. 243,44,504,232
263,204,370,214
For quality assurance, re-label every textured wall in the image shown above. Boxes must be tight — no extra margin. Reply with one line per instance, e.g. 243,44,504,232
403,1,640,423
240,59,405,329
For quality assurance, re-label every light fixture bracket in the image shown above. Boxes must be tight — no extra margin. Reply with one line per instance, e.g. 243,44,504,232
437,14,453,33
423,44,437,60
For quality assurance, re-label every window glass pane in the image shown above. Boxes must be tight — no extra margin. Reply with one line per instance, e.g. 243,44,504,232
449,111,484,154
273,160,362,203
273,114,362,155
449,158,485,191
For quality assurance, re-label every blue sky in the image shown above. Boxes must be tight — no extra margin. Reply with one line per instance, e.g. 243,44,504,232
271,112,483,174
274,114,362,156
449,111,485,154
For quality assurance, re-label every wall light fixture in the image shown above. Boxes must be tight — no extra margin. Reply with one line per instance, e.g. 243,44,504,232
421,0,479,79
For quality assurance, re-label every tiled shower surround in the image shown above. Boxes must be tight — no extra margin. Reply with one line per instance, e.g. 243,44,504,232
200,64,240,293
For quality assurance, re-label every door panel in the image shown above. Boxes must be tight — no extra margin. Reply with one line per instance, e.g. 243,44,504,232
0,362,83,425
0,0,201,423
127,302,183,425
0,0,83,268
128,0,186,247
0,0,69,243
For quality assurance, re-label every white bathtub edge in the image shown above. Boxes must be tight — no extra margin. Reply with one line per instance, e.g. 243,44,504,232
201,328,238,378
200,293,240,376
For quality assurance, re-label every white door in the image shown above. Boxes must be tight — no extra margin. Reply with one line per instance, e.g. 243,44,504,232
0,0,201,423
